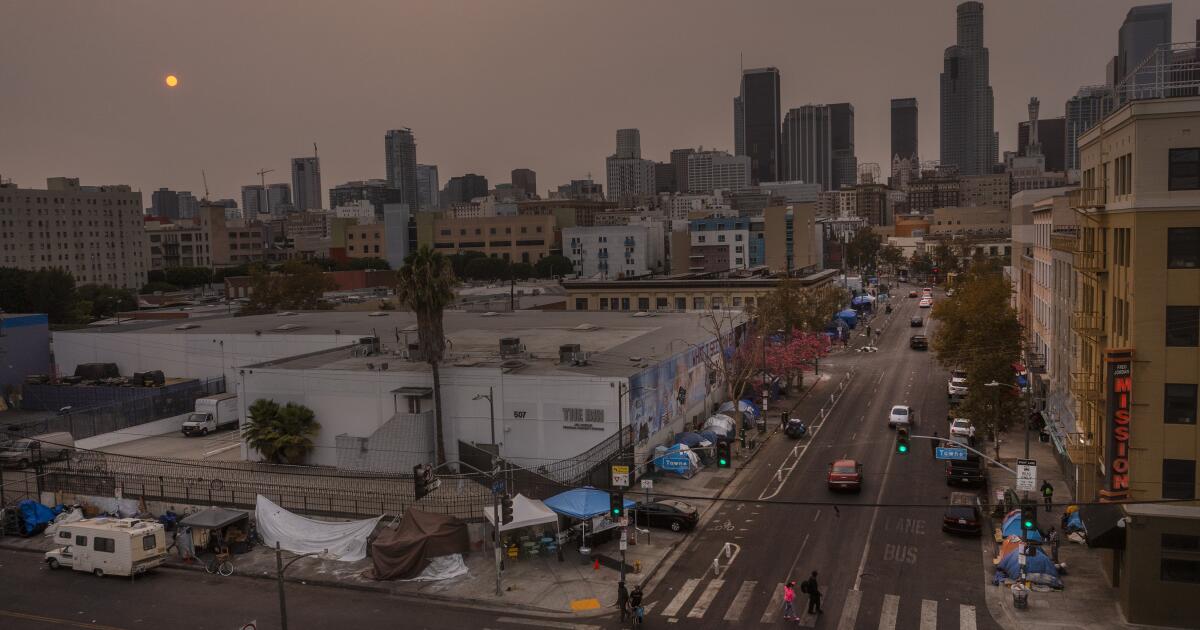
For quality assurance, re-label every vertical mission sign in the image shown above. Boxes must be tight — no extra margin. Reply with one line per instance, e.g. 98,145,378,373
1105,349,1134,500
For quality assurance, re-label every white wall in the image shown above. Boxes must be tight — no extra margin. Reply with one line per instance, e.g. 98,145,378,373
76,412,190,450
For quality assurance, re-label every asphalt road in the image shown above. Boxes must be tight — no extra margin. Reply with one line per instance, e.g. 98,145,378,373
637,286,1001,630
0,548,600,630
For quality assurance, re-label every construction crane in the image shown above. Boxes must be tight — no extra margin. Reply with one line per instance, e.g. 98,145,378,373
313,142,319,159
255,168,275,214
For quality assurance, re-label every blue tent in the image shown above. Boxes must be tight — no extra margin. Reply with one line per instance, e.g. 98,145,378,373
674,432,706,448
544,488,634,519
1002,510,1044,542
18,500,61,536
697,430,721,445
996,547,1062,587
718,400,761,424
836,309,858,329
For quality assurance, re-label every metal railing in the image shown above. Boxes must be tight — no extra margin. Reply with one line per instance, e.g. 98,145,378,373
1071,312,1107,338
1068,187,1106,210
1072,249,1106,273
1069,371,1102,401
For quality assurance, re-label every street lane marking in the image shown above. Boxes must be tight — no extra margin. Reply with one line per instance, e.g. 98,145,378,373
204,442,241,458
786,533,811,580
960,604,977,630
660,578,700,617
835,588,862,630
0,610,127,630
878,594,900,630
495,618,599,630
759,371,855,500
759,583,785,623
723,580,757,621
920,599,938,630
813,509,821,521
686,579,724,618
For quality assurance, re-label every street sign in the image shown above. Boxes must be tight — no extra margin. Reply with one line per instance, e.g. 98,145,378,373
492,479,505,495
611,464,630,487
619,517,629,527
640,479,653,490
1016,458,1037,492
936,447,968,461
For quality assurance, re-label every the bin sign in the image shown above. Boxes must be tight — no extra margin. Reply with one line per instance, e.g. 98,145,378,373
658,452,691,474
1105,349,1134,499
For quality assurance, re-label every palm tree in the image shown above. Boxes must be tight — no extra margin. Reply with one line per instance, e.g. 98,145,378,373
243,399,321,464
395,246,456,467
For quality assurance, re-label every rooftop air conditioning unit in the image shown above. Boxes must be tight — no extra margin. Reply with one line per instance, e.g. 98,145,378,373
359,336,381,355
558,344,582,364
499,337,522,356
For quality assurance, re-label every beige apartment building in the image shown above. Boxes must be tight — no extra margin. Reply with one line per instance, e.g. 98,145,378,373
928,206,1010,238
146,204,264,271
1068,96,1200,505
422,213,556,263
563,269,838,312
0,177,148,289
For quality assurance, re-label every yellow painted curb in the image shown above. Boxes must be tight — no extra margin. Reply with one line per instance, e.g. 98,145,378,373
570,598,601,611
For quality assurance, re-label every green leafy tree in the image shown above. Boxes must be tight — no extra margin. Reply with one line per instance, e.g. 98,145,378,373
75,284,137,319
932,242,962,276
242,399,321,464
909,251,933,277
395,246,457,466
0,268,79,324
164,266,213,288
845,227,883,271
534,254,574,278
147,270,167,283
449,251,488,278
244,262,335,314
140,281,179,294
879,244,905,276
347,257,390,271
463,256,510,281
510,262,535,280
754,279,850,333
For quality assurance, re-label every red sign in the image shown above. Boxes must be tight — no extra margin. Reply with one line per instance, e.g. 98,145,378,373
1105,350,1134,499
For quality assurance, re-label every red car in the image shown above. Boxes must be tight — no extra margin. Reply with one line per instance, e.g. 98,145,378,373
827,459,863,492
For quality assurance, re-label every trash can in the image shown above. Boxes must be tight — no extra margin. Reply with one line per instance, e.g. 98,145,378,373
1011,584,1029,610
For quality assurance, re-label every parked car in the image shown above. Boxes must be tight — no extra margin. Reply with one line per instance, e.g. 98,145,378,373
909,335,928,350
634,499,699,532
888,405,913,429
949,418,976,440
922,287,933,297
0,432,74,469
910,316,923,327
827,459,863,492
947,370,968,399
919,297,933,308
942,492,983,536
946,454,987,488
908,290,919,298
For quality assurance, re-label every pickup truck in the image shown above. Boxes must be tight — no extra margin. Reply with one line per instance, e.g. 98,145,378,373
945,454,987,488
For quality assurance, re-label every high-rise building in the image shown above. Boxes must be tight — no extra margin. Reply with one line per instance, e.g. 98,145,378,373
0,177,147,289
384,128,418,209
670,148,696,196
1064,86,1110,172
615,129,641,159
1116,4,1172,91
890,98,919,162
554,179,605,201
654,162,676,194
686,150,751,194
177,191,200,219
329,179,405,217
291,156,322,211
738,67,781,184
443,174,490,206
733,96,746,157
1018,116,1067,173
780,105,831,189
416,164,439,210
242,183,292,215
151,188,180,220
940,1,997,176
830,103,857,190
241,185,264,215
511,168,537,199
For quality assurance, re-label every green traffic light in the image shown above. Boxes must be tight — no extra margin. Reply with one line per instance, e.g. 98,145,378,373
1023,520,1033,529
897,444,908,453
719,458,727,466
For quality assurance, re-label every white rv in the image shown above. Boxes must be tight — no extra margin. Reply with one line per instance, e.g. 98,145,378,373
182,393,239,436
45,518,167,577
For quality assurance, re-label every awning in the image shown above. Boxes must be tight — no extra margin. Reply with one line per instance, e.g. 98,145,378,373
392,386,433,397
180,506,250,530
544,488,635,520
1078,503,1127,549
482,493,560,532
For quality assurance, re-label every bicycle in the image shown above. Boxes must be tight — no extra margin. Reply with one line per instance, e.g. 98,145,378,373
205,550,234,577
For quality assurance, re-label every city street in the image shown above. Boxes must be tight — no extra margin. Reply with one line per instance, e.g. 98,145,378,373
635,286,1000,630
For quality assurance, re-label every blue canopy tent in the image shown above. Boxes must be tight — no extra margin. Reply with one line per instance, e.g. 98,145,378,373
545,488,636,553
836,309,859,329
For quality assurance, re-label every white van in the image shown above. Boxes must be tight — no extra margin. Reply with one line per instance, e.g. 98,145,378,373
182,393,239,436
45,518,167,577
0,432,74,468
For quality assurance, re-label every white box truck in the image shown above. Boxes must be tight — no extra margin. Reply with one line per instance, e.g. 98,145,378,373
182,393,239,437
44,518,167,577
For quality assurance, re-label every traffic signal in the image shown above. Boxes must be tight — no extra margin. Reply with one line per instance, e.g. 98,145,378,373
501,494,515,525
1021,504,1037,532
609,492,624,518
716,441,731,468
413,464,429,501
895,428,910,454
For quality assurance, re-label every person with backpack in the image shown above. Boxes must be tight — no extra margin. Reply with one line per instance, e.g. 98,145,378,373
617,581,629,622
1041,480,1054,511
782,581,798,621
802,571,823,615
629,584,644,626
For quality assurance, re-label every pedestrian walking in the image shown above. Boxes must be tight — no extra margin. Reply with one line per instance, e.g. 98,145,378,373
629,584,644,626
617,581,629,622
802,571,823,615
782,581,798,621
1041,480,1054,511
1048,527,1061,564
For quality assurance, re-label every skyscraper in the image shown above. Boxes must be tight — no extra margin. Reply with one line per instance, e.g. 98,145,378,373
511,168,537,199
384,128,418,209
686,151,751,194
733,96,745,156
1116,4,1172,92
240,183,291,216
443,174,490,206
830,103,857,190
890,98,919,162
291,156,322,211
1018,116,1066,173
670,148,696,195
940,1,997,176
606,129,656,206
1064,86,1110,172
780,105,831,190
654,162,676,194
738,67,781,184
151,188,180,220
615,129,642,159
416,164,439,210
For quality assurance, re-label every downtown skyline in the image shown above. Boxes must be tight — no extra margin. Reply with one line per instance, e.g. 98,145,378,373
2,0,1198,203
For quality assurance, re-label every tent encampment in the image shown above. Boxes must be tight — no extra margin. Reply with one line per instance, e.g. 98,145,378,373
544,488,634,520
368,509,470,580
256,495,382,562
482,493,559,532
1001,509,1044,542
180,506,249,531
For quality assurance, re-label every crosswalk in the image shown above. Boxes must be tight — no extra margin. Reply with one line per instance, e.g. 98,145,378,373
657,578,979,628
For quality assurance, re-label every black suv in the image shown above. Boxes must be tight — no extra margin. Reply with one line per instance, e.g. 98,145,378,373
943,492,983,536
909,335,928,350
946,453,987,488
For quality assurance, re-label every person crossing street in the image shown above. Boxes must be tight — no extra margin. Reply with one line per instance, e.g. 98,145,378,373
782,581,798,621
1041,480,1054,511
801,571,823,615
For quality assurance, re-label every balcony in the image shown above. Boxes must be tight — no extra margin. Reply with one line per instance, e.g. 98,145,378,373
1072,249,1106,273
1068,187,1106,210
1069,371,1102,401
1071,311,1107,338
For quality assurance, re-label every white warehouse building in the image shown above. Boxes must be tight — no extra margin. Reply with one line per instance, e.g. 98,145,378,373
563,224,666,279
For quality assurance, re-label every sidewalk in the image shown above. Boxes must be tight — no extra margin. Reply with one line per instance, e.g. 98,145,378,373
1,366,846,618
980,430,1144,630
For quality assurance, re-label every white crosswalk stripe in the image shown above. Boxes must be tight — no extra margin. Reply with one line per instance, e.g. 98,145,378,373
723,580,757,622
960,604,977,630
686,579,724,618
759,582,785,623
878,594,900,630
660,577,700,618
920,599,938,630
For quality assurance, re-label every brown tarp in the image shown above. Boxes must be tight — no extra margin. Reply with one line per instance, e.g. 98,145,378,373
367,508,470,580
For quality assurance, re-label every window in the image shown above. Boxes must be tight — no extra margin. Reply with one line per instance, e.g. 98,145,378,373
76,535,87,546
58,531,70,540
735,234,743,242
1162,559,1200,584
620,297,630,311
1163,534,1200,552
656,297,668,309
142,534,157,551
575,298,587,310
1168,227,1199,269
693,297,706,310
1163,459,1196,500
745,297,755,307
697,235,706,243
1168,148,1200,191
407,397,421,414
1113,154,1132,196
733,296,743,307
717,234,726,243
675,297,686,310
1165,384,1198,425
1166,306,1200,346
94,537,115,553
599,297,610,311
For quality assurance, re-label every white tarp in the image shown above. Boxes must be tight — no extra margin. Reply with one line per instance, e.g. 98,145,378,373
401,553,469,581
44,508,84,537
482,493,559,532
255,495,382,562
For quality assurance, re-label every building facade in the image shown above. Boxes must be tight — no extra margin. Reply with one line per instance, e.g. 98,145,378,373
686,151,751,195
511,168,537,199
416,164,439,210
690,217,751,270
891,97,919,162
291,156,322,211
781,105,830,189
960,173,1012,207
739,67,781,184
939,1,997,175
443,174,490,206
329,179,404,217
151,188,180,220
563,223,666,279
830,103,857,191
1066,86,1111,172
384,128,418,210
425,213,556,264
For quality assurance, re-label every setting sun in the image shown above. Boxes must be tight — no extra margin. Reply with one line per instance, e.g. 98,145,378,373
164,74,178,88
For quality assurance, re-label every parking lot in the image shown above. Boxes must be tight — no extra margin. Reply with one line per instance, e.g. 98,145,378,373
99,428,242,461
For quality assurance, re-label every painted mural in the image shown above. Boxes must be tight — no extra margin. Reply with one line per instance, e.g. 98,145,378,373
628,338,722,446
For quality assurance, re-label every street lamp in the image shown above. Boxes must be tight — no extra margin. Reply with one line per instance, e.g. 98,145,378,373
472,387,497,460
275,542,327,630
473,388,503,597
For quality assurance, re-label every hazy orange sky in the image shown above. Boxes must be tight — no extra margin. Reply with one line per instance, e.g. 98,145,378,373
2,1,1197,203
